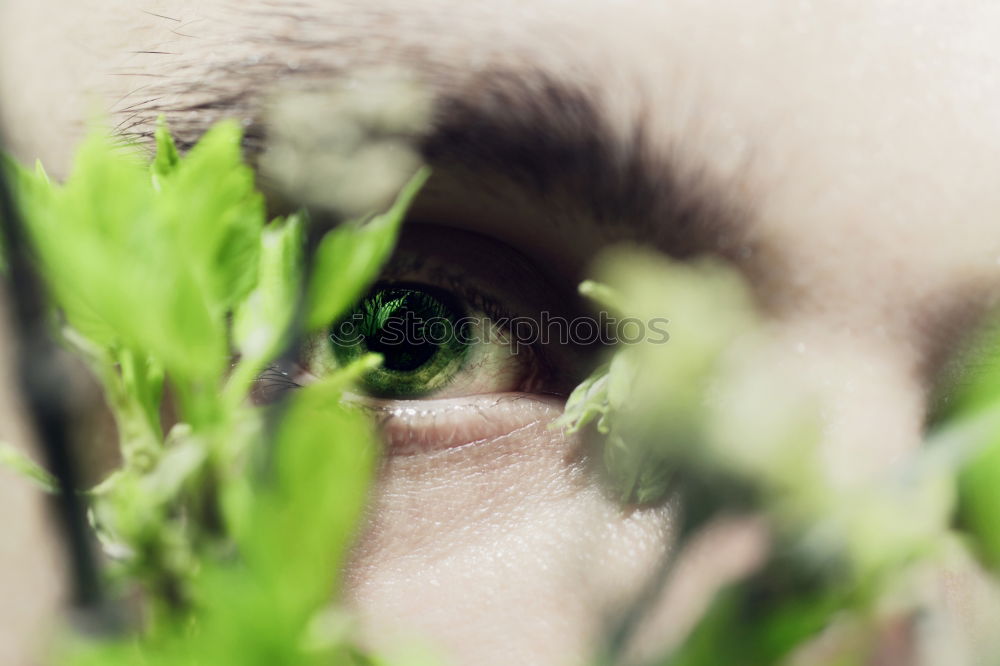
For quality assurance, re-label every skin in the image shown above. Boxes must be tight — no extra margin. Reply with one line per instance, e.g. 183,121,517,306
3,1,1000,663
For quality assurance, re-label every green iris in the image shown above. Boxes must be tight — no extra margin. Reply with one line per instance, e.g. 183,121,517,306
330,285,470,398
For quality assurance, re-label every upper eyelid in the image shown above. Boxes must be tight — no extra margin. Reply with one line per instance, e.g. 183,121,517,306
373,252,591,393
374,267,522,335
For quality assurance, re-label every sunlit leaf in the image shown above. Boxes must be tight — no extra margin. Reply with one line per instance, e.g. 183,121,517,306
305,167,429,332
0,442,57,492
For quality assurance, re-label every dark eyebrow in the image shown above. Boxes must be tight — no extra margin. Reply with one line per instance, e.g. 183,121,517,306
119,65,751,261
419,70,751,258
424,71,643,219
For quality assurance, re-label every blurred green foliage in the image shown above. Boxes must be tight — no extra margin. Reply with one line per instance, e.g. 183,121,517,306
4,114,1000,666
2,121,426,665
561,249,1000,665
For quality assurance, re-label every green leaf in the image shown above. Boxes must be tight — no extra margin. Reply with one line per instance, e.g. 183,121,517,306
140,380,381,666
554,362,611,434
233,215,304,368
7,120,420,666
0,442,57,492
928,315,1000,571
151,118,180,180
305,167,429,332
12,120,270,385
156,120,264,311
238,380,377,619
957,432,1000,571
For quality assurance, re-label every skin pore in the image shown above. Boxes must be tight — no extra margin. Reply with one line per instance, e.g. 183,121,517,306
4,1,1000,663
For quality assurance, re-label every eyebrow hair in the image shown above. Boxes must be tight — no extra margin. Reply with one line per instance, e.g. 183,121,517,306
117,60,751,262
420,69,749,257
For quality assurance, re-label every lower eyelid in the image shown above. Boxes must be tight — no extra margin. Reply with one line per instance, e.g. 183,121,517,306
348,392,564,455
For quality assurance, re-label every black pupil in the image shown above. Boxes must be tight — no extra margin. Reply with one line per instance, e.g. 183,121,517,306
359,289,451,372
366,314,436,372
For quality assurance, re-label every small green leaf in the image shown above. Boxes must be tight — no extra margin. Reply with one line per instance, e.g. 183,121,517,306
0,442,57,492
233,215,304,367
305,167,429,332
156,120,264,312
151,118,180,180
554,362,610,434
957,433,1000,571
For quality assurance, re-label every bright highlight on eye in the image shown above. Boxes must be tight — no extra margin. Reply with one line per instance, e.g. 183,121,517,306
330,285,470,398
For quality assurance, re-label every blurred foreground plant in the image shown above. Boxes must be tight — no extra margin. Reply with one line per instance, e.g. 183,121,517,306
4,109,1000,666
560,249,1000,665
1,120,427,665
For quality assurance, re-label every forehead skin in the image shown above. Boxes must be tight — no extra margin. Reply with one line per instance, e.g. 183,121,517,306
4,0,1000,661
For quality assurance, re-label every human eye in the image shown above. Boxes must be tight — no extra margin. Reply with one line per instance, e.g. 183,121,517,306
253,223,592,454
317,280,528,399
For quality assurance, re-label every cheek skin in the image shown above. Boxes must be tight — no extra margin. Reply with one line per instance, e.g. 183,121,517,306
343,417,673,665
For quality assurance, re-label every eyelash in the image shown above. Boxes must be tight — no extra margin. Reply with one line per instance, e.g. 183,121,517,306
378,258,513,326
250,363,302,404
